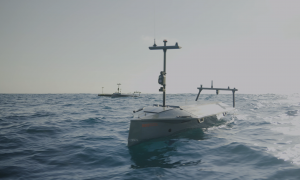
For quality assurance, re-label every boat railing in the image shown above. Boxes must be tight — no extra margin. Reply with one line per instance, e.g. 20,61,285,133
195,82,238,107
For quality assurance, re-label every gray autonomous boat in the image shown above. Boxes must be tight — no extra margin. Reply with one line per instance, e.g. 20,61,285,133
127,40,238,147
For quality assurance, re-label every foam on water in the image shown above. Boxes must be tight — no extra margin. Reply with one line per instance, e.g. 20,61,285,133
1,94,300,179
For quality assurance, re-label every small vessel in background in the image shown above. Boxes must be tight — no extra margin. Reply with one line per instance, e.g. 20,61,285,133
128,40,238,147
98,84,141,98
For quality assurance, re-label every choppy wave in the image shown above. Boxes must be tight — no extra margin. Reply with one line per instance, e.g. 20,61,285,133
0,93,300,179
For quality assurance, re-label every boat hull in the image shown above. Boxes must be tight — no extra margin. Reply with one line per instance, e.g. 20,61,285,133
128,115,220,146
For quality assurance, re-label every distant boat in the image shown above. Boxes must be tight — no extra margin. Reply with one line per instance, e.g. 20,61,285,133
128,40,238,147
98,84,141,98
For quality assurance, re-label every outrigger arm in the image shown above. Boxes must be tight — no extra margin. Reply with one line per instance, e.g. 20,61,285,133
195,82,238,108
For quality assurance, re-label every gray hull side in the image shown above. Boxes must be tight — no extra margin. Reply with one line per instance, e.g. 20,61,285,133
128,115,219,146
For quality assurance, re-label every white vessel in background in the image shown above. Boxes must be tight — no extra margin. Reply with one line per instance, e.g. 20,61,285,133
98,84,141,98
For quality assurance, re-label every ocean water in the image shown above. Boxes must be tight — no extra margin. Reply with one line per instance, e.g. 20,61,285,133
1,93,300,180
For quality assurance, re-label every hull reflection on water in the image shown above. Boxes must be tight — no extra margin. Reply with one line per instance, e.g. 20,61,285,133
129,128,206,169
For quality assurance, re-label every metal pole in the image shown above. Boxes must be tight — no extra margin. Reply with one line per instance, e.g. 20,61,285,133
102,87,104,94
195,89,202,101
149,39,181,107
232,90,235,108
163,40,167,107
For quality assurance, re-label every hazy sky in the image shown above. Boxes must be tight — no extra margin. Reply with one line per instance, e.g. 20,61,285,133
1,0,300,94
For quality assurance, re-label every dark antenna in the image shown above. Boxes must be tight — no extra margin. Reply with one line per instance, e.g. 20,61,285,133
117,83,121,93
153,0,156,43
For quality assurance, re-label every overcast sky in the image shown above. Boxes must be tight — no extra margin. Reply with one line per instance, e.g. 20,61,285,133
1,0,300,94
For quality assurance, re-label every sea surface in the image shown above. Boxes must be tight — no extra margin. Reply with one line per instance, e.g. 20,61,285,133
1,93,300,180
